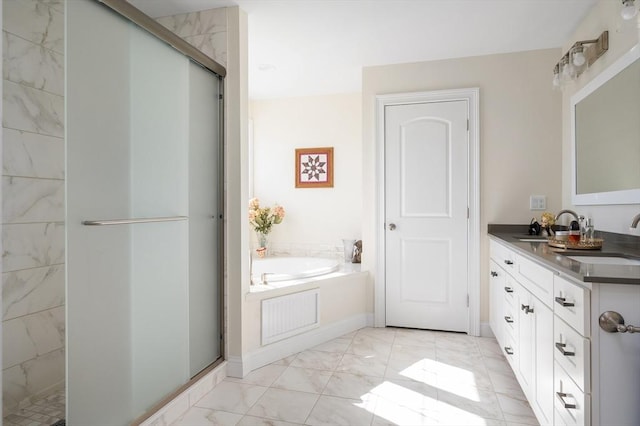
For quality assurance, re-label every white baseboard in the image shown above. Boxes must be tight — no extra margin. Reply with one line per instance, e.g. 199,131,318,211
480,321,494,338
227,313,369,378
366,313,375,327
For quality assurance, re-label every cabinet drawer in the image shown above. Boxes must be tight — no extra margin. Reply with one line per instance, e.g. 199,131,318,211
502,331,517,369
503,274,517,307
490,239,517,273
553,275,590,337
503,300,518,337
554,317,590,392
516,254,554,308
554,361,590,426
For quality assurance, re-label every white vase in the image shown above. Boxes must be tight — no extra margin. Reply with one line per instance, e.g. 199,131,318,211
257,231,269,248
342,239,356,263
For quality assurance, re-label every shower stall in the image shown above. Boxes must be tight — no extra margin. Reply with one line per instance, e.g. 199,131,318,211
2,0,225,424
66,1,225,423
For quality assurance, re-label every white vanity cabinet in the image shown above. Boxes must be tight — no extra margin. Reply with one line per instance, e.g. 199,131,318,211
515,280,554,425
589,282,640,426
489,259,505,347
553,275,591,426
489,244,519,368
489,237,640,426
489,240,554,424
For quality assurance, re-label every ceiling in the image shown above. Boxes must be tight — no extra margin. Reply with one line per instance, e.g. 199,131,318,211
129,0,599,99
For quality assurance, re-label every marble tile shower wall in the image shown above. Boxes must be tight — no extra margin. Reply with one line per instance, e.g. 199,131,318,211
2,0,66,416
156,8,228,67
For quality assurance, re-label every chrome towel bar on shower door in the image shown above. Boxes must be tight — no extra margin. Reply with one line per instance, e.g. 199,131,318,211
82,216,188,226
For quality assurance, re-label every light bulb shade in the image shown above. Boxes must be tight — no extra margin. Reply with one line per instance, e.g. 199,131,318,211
572,48,586,67
561,59,575,80
552,73,561,87
561,61,578,83
621,0,638,20
569,45,587,77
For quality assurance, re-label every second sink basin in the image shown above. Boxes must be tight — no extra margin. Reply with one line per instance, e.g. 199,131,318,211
567,256,640,266
513,235,548,242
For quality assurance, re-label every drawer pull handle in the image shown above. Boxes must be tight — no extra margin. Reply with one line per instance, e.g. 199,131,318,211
599,311,640,334
555,342,575,356
521,304,534,314
504,260,514,265
504,346,514,355
491,271,498,277
556,391,576,409
555,296,575,307
504,286,514,293
504,316,514,324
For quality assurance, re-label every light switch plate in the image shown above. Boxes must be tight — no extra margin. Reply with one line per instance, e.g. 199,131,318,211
530,195,546,210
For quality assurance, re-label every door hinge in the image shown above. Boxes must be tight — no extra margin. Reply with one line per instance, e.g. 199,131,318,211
467,294,470,307
467,207,470,219
467,119,469,131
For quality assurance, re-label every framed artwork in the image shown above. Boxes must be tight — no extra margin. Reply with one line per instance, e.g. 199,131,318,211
295,147,334,188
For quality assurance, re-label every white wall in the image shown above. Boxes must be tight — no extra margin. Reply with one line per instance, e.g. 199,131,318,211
561,0,640,234
250,93,363,256
224,6,250,366
362,49,563,323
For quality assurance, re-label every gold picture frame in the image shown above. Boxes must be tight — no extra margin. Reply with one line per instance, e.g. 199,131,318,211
295,147,334,188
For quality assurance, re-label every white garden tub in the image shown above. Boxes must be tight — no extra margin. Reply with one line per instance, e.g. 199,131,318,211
251,256,340,287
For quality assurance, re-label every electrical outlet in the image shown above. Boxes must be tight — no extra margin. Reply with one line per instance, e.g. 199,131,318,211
530,195,546,210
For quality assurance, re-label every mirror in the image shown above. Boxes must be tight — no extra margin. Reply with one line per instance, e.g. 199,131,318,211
571,43,640,205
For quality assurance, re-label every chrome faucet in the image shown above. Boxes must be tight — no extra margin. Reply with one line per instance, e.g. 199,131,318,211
631,213,640,228
555,209,581,224
261,272,275,285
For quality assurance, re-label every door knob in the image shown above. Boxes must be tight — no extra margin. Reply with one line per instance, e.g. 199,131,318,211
388,223,397,231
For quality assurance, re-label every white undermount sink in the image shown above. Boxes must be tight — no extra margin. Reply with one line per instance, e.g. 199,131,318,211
567,256,640,266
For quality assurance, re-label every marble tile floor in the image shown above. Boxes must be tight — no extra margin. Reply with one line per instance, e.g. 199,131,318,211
171,327,538,426
3,388,65,426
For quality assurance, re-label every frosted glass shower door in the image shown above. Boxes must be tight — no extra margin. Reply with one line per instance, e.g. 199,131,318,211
188,65,222,377
66,0,209,423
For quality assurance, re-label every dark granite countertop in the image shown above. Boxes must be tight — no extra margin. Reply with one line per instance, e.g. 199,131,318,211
488,224,640,285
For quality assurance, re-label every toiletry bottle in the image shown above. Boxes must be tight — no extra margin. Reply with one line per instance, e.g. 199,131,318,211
569,220,581,242
586,218,595,241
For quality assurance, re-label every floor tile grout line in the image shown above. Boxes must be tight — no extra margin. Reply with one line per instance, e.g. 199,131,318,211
301,330,354,425
234,357,311,424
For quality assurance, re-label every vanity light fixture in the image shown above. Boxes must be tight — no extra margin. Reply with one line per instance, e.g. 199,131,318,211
552,31,609,89
621,0,638,20
552,63,561,88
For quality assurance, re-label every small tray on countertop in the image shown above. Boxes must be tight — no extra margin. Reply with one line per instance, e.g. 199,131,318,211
547,238,604,250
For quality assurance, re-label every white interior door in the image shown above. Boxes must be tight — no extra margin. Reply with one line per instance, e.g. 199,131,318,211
385,100,469,332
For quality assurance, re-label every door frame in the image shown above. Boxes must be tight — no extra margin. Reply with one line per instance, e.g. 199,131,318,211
374,88,480,336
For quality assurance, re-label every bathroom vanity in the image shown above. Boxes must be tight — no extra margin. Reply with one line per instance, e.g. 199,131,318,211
488,226,640,426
